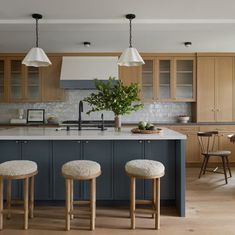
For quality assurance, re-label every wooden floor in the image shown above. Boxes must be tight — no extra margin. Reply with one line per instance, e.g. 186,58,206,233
1,167,235,235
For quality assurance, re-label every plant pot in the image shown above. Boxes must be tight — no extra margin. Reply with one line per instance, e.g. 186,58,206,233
178,116,190,123
114,115,121,131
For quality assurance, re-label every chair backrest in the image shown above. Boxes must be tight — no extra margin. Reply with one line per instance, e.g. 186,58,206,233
197,131,219,154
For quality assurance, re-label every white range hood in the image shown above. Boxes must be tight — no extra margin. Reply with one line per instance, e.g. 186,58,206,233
60,56,119,89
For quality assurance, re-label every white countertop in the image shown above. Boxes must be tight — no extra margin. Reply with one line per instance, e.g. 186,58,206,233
0,127,186,140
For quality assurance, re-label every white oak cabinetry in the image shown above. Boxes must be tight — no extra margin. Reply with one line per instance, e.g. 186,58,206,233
197,56,233,122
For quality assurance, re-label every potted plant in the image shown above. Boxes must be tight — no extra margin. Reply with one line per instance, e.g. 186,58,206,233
83,77,143,130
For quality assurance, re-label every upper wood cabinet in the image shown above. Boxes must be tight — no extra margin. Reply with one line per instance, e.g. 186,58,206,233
41,56,64,102
0,55,64,103
197,56,233,122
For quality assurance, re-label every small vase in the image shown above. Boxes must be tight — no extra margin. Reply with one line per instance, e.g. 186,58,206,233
114,115,121,131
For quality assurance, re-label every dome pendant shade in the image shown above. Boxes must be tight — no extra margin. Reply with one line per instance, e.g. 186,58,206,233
118,14,144,67
22,47,52,67
22,13,51,67
118,47,144,66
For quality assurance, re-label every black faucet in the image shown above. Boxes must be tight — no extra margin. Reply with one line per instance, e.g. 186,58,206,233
78,101,83,130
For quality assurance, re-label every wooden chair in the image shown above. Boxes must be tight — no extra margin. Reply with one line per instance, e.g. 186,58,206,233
0,160,38,230
125,159,165,230
62,160,101,231
198,131,232,184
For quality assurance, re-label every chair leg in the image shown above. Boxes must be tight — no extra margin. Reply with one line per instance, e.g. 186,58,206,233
90,178,96,231
65,179,71,231
203,156,209,175
222,157,228,184
155,178,160,230
225,156,232,177
70,180,74,220
6,179,11,219
152,178,156,219
0,178,3,230
130,176,136,229
24,178,29,230
29,176,34,219
199,157,206,178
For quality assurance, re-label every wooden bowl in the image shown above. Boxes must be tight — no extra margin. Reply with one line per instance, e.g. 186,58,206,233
131,128,163,134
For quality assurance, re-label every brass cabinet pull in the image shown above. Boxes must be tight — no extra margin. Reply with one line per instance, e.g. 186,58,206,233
139,140,142,143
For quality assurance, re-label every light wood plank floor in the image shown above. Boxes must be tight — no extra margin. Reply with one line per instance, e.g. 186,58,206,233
1,168,235,235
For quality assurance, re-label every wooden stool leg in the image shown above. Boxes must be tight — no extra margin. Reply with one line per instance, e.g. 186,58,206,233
222,157,228,184
0,178,3,230
29,176,34,219
6,179,11,219
155,178,160,230
24,178,29,230
70,180,74,220
226,156,232,177
65,179,71,231
152,178,156,219
130,176,136,229
90,178,96,231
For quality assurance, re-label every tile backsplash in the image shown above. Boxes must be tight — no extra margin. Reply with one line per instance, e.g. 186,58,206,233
0,90,191,123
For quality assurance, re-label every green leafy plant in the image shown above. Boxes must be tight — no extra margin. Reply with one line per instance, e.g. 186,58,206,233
83,77,143,116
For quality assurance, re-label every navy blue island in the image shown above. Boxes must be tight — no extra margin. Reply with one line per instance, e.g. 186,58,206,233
0,127,186,216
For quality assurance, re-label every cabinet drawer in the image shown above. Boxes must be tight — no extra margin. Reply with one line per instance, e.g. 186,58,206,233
200,125,235,133
168,126,199,133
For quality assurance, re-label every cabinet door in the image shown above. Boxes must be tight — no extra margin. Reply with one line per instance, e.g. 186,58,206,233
119,65,141,86
53,141,82,200
157,58,173,100
0,59,7,102
144,140,175,200
0,141,21,198
26,66,41,101
83,141,113,200
175,58,195,101
22,141,52,200
197,57,215,122
215,57,233,122
141,59,155,101
41,57,65,102
185,133,201,163
9,59,25,101
113,140,144,200
219,132,235,163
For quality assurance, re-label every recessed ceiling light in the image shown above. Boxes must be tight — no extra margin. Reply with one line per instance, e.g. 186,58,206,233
83,42,91,47
184,42,192,47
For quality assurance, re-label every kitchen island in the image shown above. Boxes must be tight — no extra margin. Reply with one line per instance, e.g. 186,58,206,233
0,127,186,216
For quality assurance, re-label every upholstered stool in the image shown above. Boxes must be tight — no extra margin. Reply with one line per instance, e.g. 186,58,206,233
125,159,165,230
62,160,101,231
0,160,38,230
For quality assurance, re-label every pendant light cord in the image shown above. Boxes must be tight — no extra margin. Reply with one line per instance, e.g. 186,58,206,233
129,18,132,48
35,18,39,47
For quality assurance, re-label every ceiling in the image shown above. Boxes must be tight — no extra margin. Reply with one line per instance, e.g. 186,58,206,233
1,0,235,53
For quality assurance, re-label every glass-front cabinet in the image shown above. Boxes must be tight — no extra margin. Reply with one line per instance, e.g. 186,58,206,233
175,58,194,100
158,58,173,100
8,57,41,102
141,59,155,101
0,59,6,102
141,56,195,102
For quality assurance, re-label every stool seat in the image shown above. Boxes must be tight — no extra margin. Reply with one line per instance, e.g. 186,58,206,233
203,150,231,156
0,160,37,177
125,159,165,178
62,160,101,178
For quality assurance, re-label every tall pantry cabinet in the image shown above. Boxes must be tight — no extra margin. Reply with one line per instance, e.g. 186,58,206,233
197,56,233,122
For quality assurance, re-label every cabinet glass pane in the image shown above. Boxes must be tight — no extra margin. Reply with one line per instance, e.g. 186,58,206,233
176,60,193,99
142,60,153,100
0,60,4,99
27,66,40,99
10,60,23,99
159,60,171,99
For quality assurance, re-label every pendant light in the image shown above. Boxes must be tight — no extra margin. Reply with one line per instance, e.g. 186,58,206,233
118,14,144,67
22,14,52,67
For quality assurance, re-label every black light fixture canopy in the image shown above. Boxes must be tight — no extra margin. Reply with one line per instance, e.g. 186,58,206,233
83,41,91,47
